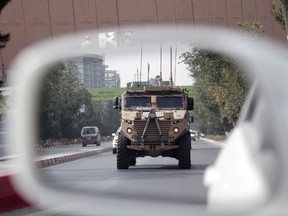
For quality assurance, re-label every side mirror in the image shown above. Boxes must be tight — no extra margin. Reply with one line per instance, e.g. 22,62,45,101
113,96,121,110
188,97,194,110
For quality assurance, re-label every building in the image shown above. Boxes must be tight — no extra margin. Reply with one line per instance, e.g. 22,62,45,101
69,54,120,88
69,54,105,88
105,70,121,88
64,36,120,88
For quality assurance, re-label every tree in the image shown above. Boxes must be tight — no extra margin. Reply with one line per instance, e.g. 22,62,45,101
272,1,286,32
39,62,94,141
238,21,265,36
0,0,11,49
181,20,264,135
272,0,288,41
181,49,248,135
39,61,120,142
0,0,11,118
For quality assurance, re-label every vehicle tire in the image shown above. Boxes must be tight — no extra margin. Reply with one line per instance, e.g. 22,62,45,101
130,157,136,166
96,141,100,146
112,148,117,154
82,143,86,147
177,133,191,169
117,135,131,169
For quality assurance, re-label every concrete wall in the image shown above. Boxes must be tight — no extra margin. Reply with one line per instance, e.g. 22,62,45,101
0,0,286,68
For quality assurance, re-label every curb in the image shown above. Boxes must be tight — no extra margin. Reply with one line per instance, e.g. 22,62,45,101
36,147,112,168
200,138,225,148
0,147,112,214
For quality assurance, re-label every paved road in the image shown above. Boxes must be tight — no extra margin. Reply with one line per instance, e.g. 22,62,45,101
6,139,222,215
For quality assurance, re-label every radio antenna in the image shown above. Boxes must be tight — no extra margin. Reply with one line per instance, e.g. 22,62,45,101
140,45,143,82
159,44,163,86
147,63,150,86
174,43,177,85
169,46,173,87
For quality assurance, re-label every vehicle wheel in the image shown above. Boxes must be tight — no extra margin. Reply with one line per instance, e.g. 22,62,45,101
82,143,86,147
112,148,117,154
177,133,191,169
130,157,136,166
117,135,131,169
96,141,100,146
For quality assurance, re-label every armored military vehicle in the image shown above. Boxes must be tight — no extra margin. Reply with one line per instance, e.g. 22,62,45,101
113,83,194,169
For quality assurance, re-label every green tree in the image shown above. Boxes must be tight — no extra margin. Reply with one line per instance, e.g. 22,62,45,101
181,21,263,135
0,0,11,49
0,0,11,118
39,62,94,141
39,61,120,142
238,21,265,36
181,50,248,135
272,0,288,38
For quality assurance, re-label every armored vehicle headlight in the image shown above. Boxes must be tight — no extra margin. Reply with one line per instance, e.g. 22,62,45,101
127,128,133,134
173,127,179,133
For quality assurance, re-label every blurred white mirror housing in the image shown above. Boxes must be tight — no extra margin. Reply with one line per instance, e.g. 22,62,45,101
204,123,268,213
5,25,288,215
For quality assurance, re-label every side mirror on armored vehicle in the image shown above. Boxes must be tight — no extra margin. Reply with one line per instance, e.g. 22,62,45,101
188,97,194,110
113,96,121,110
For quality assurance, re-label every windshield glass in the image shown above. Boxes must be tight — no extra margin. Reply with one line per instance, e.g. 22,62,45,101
82,128,96,134
157,97,183,108
126,97,151,108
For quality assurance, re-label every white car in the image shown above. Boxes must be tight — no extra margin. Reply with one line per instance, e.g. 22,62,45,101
190,130,199,141
112,127,120,154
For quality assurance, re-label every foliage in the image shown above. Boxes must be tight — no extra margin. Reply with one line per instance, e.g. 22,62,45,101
0,0,11,49
181,50,248,135
181,21,264,135
272,1,286,32
39,62,120,142
0,0,11,12
0,95,5,114
271,0,288,33
238,21,265,36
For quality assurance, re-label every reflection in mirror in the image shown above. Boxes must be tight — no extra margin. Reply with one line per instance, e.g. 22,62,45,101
35,41,250,207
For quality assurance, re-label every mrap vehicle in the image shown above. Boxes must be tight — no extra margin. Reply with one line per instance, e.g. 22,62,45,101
113,83,194,169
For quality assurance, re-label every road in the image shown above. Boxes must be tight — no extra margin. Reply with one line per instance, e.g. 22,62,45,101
6,138,222,215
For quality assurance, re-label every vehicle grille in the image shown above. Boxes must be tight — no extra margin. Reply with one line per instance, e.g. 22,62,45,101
134,120,171,144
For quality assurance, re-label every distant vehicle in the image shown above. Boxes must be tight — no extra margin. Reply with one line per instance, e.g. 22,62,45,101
190,130,199,141
200,133,206,138
112,127,121,154
81,126,101,147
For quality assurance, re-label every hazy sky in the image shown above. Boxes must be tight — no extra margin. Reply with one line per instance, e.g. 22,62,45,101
104,43,194,88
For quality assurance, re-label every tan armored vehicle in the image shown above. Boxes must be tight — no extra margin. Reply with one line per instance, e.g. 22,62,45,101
113,84,194,169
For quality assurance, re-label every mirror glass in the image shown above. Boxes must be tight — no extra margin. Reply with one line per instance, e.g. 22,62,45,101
34,28,252,208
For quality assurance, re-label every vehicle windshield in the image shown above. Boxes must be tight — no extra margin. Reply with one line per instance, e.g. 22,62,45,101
157,97,183,108
125,97,151,108
83,128,96,134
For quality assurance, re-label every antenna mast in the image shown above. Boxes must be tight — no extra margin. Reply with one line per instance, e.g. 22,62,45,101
159,44,163,86
147,63,150,86
174,43,177,85
169,46,173,87
140,45,143,82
